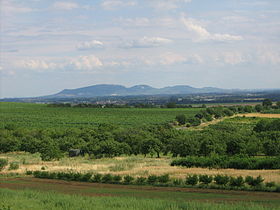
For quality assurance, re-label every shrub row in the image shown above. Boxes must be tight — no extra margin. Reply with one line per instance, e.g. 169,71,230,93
31,171,171,185
0,159,20,171
29,171,280,192
171,156,280,169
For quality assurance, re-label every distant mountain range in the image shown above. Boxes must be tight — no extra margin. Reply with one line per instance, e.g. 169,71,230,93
44,84,235,98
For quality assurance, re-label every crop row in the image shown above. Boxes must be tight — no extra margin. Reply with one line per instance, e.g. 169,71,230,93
29,171,280,192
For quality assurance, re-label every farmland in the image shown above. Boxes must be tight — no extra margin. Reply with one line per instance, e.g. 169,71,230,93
1,178,280,210
1,102,280,209
0,102,202,128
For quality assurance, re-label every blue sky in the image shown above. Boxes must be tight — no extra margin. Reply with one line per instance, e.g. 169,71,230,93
1,0,280,97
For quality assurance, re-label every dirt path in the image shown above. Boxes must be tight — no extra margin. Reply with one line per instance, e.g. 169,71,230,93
176,113,280,130
237,113,280,118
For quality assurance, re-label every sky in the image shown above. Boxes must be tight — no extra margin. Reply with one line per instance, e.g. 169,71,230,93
1,0,280,98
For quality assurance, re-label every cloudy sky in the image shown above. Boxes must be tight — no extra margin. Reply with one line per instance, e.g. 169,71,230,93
1,0,280,98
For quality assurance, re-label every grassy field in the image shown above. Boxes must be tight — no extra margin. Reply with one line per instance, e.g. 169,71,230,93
1,178,280,210
1,152,280,183
0,102,202,128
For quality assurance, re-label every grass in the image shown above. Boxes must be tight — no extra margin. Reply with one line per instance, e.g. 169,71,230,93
1,178,280,209
0,102,203,128
1,152,280,183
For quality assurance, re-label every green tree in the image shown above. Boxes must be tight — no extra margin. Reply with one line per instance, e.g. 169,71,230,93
175,114,186,125
262,99,272,107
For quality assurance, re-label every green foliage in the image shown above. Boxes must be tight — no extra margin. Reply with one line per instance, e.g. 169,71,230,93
92,174,102,183
30,171,280,193
214,175,229,185
229,176,244,187
262,99,273,107
245,176,264,187
199,175,213,185
171,156,280,170
147,175,158,184
101,174,113,183
8,162,19,170
158,174,170,183
175,114,186,125
123,175,134,184
135,177,146,185
0,158,8,171
112,175,122,184
185,175,198,185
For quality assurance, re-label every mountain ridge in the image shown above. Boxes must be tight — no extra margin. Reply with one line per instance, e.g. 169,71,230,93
45,84,234,98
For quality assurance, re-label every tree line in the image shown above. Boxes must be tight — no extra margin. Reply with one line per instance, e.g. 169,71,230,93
0,108,279,161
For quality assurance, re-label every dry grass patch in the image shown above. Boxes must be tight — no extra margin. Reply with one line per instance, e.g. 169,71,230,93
1,153,280,183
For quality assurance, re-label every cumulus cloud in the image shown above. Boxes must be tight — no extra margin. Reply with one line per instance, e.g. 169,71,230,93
101,0,137,10
181,17,244,42
148,0,192,10
69,55,103,70
124,37,173,48
52,2,79,10
18,59,57,72
77,40,104,50
16,55,103,72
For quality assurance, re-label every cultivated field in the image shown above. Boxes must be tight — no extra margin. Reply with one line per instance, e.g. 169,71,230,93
1,102,280,209
0,102,202,128
1,178,280,210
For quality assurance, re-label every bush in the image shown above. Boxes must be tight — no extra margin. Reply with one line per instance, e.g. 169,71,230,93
245,176,264,187
158,174,170,184
123,175,134,184
112,175,122,184
0,158,8,171
176,115,186,125
26,170,33,175
147,175,158,184
92,174,102,183
214,175,229,185
199,175,213,185
8,162,20,170
102,174,113,183
170,156,280,170
229,176,244,187
265,182,276,188
173,179,183,186
80,173,92,182
136,177,146,185
185,175,198,185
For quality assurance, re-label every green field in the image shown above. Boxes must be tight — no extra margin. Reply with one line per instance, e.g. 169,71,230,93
1,177,280,210
0,102,202,128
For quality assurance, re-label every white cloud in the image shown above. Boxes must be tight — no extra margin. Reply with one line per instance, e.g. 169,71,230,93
140,52,202,66
69,55,103,70
114,17,150,27
124,37,173,48
2,1,33,14
18,59,57,72
77,40,104,50
101,0,137,10
15,55,103,72
181,17,244,42
220,52,247,65
258,50,280,65
53,2,79,10
158,53,187,65
149,0,192,10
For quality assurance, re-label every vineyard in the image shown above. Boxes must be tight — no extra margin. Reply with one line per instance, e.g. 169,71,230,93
0,102,202,129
